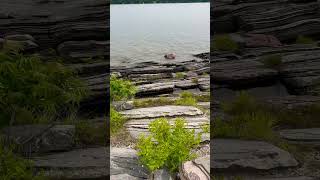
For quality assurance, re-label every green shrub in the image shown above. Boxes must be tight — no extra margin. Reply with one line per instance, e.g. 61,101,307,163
213,112,276,141
212,34,238,52
217,92,276,141
137,118,201,172
75,120,106,145
0,50,88,127
261,54,282,69
110,107,126,135
0,140,45,180
296,35,315,44
175,91,197,106
222,91,258,115
194,94,210,102
110,74,136,101
274,104,320,128
175,72,185,79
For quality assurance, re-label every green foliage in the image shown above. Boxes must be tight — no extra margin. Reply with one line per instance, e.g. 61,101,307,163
191,77,198,84
201,124,210,133
212,34,239,52
110,74,136,102
222,91,258,115
261,54,282,69
194,93,210,102
75,120,106,145
213,112,276,141
175,91,197,106
137,118,201,172
296,35,315,45
0,140,45,180
273,104,320,128
133,93,210,108
216,92,276,140
175,72,185,79
0,48,88,127
133,97,175,108
110,107,126,135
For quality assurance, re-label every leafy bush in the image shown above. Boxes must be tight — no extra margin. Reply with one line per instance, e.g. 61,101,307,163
212,34,238,52
110,75,135,134
0,140,45,180
110,74,136,101
110,107,126,135
222,91,258,115
217,92,276,140
213,112,276,141
0,49,88,127
194,94,210,102
261,54,282,69
175,91,197,106
296,35,315,44
137,118,201,172
274,104,320,128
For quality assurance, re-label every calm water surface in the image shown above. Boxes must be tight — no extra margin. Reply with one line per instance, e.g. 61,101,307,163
111,3,210,66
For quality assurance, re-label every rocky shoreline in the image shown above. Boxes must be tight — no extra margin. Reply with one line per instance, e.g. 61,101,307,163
110,57,211,179
212,0,320,179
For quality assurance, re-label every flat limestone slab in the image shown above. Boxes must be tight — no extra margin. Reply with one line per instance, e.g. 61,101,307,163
122,106,208,141
124,116,210,142
120,105,203,119
136,82,174,96
32,147,108,179
111,147,149,180
279,128,320,146
212,139,298,170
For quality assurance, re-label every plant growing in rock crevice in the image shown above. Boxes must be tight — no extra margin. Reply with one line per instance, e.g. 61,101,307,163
110,107,126,135
175,91,197,106
175,72,185,79
0,47,88,127
110,74,136,102
0,138,45,180
110,74,136,135
137,118,201,174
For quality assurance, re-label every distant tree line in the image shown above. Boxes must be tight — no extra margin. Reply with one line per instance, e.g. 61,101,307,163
111,0,208,4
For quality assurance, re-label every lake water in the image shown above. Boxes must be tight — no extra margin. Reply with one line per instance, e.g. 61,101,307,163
110,3,210,66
